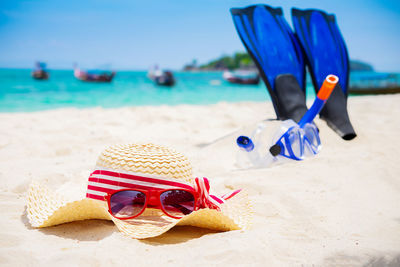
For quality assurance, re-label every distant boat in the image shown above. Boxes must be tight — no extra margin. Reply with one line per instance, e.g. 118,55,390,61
32,62,49,80
349,73,400,95
223,70,260,85
148,67,175,86
74,66,115,83
349,86,400,95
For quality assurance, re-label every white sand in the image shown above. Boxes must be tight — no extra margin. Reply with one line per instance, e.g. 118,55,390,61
0,95,400,266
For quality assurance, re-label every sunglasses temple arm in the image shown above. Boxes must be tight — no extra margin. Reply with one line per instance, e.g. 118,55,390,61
298,75,338,128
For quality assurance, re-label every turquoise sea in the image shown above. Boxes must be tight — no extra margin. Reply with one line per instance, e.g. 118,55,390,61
0,69,398,112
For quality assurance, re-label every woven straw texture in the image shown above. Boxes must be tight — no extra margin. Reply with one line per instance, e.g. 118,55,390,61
26,143,252,239
27,181,110,227
97,143,193,183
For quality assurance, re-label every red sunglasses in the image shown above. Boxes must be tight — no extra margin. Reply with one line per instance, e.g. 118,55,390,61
105,188,200,219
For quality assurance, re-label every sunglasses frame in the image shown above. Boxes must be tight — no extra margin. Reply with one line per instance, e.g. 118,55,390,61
105,188,199,220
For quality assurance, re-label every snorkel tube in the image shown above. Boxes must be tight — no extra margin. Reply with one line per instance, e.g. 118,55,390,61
298,75,338,127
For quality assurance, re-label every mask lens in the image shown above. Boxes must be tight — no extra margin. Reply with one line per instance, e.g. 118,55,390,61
303,124,321,153
109,190,146,218
287,128,302,158
160,190,195,218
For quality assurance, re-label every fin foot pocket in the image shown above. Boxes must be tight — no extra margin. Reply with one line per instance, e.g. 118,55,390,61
274,74,308,123
320,84,356,140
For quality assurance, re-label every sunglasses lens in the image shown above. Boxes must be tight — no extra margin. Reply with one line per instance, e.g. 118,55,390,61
109,190,146,218
160,190,195,218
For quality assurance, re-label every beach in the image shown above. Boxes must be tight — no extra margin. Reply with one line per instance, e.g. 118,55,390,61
1,94,400,266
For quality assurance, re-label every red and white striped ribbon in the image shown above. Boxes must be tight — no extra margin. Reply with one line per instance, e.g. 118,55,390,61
86,167,241,211
193,177,241,210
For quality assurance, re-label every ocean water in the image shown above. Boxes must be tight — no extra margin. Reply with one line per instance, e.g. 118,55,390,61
0,69,397,112
0,69,312,112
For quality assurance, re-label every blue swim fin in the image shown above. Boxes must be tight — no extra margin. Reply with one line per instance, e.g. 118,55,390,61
292,8,357,140
230,5,308,123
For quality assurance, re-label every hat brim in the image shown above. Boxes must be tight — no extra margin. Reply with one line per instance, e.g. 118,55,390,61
27,181,252,239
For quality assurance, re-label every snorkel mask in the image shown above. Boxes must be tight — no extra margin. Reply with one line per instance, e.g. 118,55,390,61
237,74,338,167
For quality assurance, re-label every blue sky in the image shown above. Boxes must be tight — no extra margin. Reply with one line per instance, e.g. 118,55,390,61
0,0,399,71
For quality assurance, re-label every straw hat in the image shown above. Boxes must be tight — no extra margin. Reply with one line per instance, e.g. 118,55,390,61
27,143,252,239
